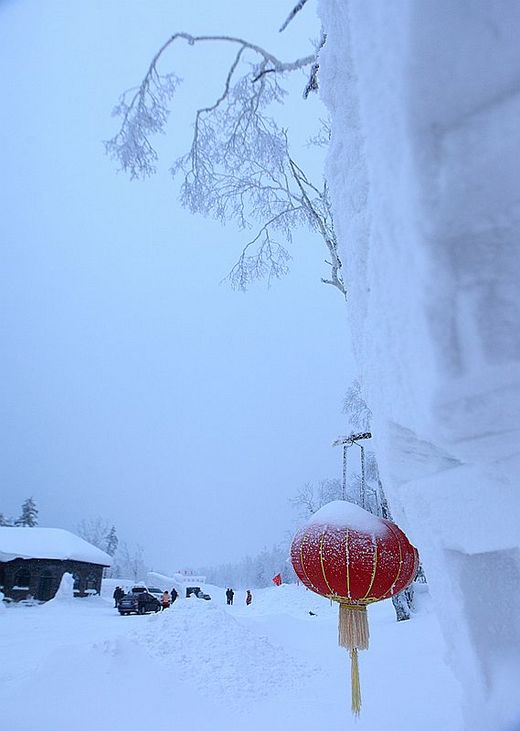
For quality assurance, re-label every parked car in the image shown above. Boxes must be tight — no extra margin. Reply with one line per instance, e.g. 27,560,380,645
146,586,164,602
130,584,148,594
118,591,161,615
185,586,211,601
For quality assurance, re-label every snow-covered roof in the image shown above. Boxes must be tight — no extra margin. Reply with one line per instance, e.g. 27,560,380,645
0,527,112,566
148,570,206,588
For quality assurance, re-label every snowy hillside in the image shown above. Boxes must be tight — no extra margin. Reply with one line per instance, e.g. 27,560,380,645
0,583,462,730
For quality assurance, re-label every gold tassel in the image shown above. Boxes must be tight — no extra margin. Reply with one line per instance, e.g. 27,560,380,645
350,648,362,716
338,603,369,715
338,603,369,650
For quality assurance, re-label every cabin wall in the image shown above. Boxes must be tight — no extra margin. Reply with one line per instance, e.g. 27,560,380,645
0,558,104,601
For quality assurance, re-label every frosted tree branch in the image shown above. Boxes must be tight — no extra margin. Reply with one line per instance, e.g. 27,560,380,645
279,0,311,33
106,29,346,296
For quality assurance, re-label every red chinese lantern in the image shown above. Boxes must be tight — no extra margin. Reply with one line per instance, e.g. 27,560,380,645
291,501,418,715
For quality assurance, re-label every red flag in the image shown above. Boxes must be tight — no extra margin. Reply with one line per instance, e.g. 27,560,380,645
272,573,282,586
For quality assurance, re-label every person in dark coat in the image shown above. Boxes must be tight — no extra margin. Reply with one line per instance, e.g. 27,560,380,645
170,587,178,603
225,588,235,605
113,586,124,607
161,591,171,610
245,590,252,606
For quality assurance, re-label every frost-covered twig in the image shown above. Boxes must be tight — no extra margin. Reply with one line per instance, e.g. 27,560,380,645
106,29,346,297
279,0,311,33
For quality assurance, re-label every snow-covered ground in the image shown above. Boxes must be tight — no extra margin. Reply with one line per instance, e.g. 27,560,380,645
0,583,463,730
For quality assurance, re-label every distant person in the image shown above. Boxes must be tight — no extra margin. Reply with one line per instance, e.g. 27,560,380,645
225,588,234,606
113,586,124,607
161,591,171,610
170,587,178,603
245,590,252,606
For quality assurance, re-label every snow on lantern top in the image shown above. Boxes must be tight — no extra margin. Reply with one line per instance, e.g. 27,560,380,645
306,500,389,536
291,501,418,604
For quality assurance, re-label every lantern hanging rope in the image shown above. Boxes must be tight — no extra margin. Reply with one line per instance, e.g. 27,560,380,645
291,500,419,716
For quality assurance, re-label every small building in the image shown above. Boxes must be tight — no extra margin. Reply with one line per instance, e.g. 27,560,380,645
0,527,111,602
147,570,209,599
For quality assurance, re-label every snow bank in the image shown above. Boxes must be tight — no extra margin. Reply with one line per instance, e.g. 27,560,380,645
136,594,313,706
318,2,520,728
0,527,111,566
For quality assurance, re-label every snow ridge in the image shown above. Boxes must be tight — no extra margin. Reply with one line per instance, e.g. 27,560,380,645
134,598,316,707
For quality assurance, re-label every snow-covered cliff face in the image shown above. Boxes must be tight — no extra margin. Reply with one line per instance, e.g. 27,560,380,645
318,2,520,728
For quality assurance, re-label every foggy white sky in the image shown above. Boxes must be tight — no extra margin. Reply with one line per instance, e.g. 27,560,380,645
0,0,353,570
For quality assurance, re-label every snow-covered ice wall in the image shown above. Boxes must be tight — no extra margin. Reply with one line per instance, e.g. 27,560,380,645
318,1,520,728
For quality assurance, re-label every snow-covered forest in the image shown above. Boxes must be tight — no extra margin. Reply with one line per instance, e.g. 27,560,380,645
1,1,519,729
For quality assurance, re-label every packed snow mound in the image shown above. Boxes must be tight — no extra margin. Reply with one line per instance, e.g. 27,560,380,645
0,527,111,566
135,592,318,706
51,572,74,602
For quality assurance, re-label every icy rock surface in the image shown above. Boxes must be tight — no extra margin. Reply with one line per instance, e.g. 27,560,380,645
318,1,520,729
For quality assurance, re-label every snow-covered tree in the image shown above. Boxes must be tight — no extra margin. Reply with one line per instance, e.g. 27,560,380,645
0,513,13,527
115,542,148,582
291,478,342,519
343,379,372,434
199,542,293,589
104,525,119,556
14,497,38,527
77,517,110,549
106,12,345,297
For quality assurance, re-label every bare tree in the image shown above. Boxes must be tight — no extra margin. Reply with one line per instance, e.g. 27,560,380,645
116,542,147,582
291,478,342,519
106,25,346,297
77,517,110,551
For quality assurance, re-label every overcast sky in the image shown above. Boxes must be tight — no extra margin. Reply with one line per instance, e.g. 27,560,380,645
0,0,353,571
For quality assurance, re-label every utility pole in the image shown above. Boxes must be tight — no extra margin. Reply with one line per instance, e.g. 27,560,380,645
332,432,372,505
